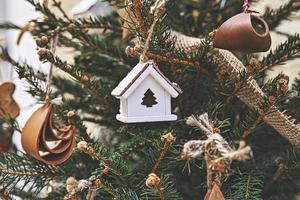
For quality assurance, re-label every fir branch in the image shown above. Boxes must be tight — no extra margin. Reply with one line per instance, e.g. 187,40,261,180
51,0,71,22
0,153,64,194
131,0,147,38
115,189,139,200
142,175,182,200
0,23,21,30
95,179,118,197
151,133,175,173
263,0,300,30
241,74,289,138
261,33,300,72
72,16,122,32
231,172,264,200
77,141,128,181
0,48,47,99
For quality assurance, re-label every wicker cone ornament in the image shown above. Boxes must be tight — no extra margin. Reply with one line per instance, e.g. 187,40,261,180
213,13,271,52
0,82,20,119
21,102,76,165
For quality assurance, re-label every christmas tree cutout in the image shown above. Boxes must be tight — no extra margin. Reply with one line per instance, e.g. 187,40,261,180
141,89,158,107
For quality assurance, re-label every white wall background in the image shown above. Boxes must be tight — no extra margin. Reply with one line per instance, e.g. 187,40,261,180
0,0,48,151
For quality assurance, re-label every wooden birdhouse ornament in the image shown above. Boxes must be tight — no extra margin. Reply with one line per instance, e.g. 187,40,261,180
111,61,182,123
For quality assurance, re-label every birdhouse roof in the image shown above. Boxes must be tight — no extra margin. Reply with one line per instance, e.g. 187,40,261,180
111,61,182,98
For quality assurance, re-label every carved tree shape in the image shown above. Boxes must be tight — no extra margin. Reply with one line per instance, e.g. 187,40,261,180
141,89,158,107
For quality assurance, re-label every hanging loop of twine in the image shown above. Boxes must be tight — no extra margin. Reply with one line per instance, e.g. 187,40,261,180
139,0,167,63
242,0,259,14
182,113,252,189
45,34,59,101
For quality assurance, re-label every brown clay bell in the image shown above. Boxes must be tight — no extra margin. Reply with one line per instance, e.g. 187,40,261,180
213,13,271,52
21,102,76,165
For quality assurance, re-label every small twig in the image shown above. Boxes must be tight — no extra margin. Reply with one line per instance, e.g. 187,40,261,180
241,109,266,139
146,173,165,200
241,81,287,139
260,49,300,73
151,133,175,172
45,34,59,101
155,184,165,200
131,0,147,37
126,46,208,73
95,179,117,197
77,142,125,180
0,170,56,177
265,163,288,191
121,141,146,158
140,0,166,63
52,0,71,22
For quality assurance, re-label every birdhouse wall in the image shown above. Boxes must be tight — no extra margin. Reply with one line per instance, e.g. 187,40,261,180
119,98,128,117
127,75,170,117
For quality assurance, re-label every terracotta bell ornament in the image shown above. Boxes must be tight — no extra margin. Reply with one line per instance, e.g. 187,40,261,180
213,1,271,52
22,102,76,165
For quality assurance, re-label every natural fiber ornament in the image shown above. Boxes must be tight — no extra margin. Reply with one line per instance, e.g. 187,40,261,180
213,0,271,52
21,102,76,165
182,113,251,200
0,82,20,119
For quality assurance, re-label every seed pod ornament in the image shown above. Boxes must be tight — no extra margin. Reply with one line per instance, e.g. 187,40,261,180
213,0,271,52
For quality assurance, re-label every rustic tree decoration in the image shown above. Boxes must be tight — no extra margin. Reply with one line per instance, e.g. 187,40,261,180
213,13,271,52
141,89,158,107
111,61,182,123
0,82,20,119
21,102,76,165
182,113,252,199
213,0,271,52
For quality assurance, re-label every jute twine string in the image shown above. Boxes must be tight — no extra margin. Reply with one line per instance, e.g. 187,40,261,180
182,113,252,189
45,34,59,101
140,0,166,63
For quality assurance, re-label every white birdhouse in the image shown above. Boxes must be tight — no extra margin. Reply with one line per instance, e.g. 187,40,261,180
111,61,182,123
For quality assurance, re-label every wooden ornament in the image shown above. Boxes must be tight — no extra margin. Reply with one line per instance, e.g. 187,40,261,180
213,13,271,52
0,82,20,119
21,102,76,165
111,61,182,123
204,184,225,200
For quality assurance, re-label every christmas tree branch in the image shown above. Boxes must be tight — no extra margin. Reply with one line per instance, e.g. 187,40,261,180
94,179,118,197
131,0,147,38
0,170,56,178
264,0,300,30
260,33,300,72
0,48,47,99
77,141,126,180
51,0,71,22
241,74,289,138
126,46,209,74
151,133,175,173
